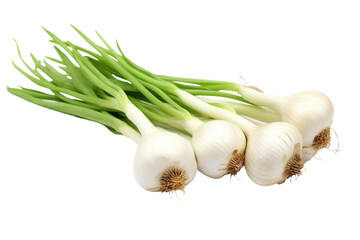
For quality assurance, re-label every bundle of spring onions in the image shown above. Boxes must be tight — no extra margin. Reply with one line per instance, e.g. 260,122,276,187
8,26,335,192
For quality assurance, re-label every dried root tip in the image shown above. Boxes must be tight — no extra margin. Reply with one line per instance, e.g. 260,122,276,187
281,143,305,182
283,153,304,179
312,127,331,151
226,149,245,176
159,167,188,193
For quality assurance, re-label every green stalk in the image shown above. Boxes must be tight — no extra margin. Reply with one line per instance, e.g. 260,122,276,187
7,87,141,143
52,46,97,97
12,38,157,137
157,74,238,89
18,87,59,100
129,97,190,136
209,102,237,114
13,61,117,110
185,89,249,103
52,91,113,111
68,47,157,136
65,26,190,121
75,30,255,133
212,100,281,122
46,33,248,107
129,97,172,126
12,43,117,110
43,27,268,134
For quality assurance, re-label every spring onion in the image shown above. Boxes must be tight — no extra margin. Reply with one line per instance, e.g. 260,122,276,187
59,27,305,185
159,75,334,161
9,37,198,192
8,26,335,190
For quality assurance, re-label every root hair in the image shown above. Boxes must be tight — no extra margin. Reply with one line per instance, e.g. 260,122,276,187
159,167,188,193
312,127,331,151
226,149,245,176
282,143,305,182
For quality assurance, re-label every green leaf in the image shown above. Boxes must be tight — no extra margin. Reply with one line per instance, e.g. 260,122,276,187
8,87,123,133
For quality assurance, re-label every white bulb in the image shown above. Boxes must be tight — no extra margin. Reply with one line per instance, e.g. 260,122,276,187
133,130,197,192
239,87,334,161
191,120,246,178
245,122,304,186
277,91,334,161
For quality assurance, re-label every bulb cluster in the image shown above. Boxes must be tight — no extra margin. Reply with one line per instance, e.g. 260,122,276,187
8,26,335,194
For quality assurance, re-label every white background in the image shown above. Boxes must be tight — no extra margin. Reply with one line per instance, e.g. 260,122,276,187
0,0,359,239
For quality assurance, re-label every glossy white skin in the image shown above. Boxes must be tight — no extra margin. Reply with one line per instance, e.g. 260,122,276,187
277,91,334,161
239,87,334,161
133,130,197,192
245,122,303,186
192,120,246,178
